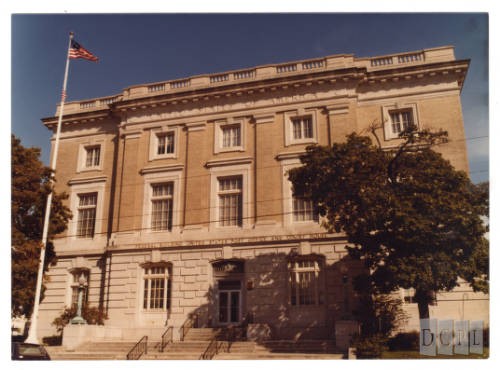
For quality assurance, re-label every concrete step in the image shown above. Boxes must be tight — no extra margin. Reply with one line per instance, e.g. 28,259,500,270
257,340,337,353
48,351,126,360
162,343,212,352
78,341,137,352
183,328,219,341
216,352,344,360
143,352,205,360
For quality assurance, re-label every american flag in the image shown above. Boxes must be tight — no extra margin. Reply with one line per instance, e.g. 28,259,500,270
69,39,98,62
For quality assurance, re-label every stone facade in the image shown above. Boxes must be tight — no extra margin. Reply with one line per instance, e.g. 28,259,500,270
36,46,486,341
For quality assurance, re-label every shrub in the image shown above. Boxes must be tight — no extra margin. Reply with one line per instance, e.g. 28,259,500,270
52,306,107,334
42,335,62,346
352,334,388,359
387,331,419,351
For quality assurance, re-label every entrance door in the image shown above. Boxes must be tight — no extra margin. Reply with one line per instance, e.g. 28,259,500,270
218,280,241,324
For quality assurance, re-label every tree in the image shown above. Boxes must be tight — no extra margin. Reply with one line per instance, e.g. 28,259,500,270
11,135,72,317
288,127,489,319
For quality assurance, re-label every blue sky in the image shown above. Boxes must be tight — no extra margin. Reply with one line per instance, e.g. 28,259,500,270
11,13,489,183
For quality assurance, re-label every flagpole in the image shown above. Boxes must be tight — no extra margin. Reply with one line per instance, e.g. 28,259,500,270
25,32,74,345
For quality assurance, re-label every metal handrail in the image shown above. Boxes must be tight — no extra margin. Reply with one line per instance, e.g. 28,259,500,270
159,326,173,352
180,314,197,341
126,335,148,360
200,337,223,360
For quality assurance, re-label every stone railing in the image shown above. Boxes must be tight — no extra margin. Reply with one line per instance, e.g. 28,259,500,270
61,46,455,114
369,51,425,68
70,95,121,112
170,79,191,89
233,69,256,80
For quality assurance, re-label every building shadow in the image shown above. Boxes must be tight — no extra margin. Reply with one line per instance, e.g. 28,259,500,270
183,249,363,348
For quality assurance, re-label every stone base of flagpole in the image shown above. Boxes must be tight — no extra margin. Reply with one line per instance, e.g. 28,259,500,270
24,320,39,345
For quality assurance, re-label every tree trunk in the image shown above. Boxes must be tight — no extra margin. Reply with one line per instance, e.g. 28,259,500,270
415,289,434,319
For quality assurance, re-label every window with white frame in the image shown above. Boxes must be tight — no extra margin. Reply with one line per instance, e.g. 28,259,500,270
284,111,318,146
292,197,318,222
76,193,97,238
143,265,171,311
156,132,175,156
84,145,101,168
281,159,319,225
289,258,323,306
150,183,174,231
218,176,243,227
291,116,313,140
389,109,414,136
70,270,89,308
382,103,418,140
77,141,104,172
222,124,241,148
149,127,178,160
214,120,245,153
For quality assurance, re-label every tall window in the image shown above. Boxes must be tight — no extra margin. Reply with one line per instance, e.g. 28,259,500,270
292,197,318,222
222,124,241,148
85,146,100,168
218,177,242,227
389,109,413,135
76,193,97,238
157,132,175,155
289,259,322,306
70,270,89,308
291,116,313,140
151,183,173,231
143,265,171,311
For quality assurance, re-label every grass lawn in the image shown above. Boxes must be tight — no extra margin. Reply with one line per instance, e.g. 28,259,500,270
381,348,489,359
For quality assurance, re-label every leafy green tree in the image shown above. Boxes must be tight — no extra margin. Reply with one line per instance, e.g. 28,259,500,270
288,127,488,319
11,135,72,317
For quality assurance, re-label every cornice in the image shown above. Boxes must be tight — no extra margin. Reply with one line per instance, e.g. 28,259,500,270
68,175,107,186
140,164,185,175
275,151,307,161
42,110,112,129
40,49,469,127
112,67,365,112
362,59,470,90
205,156,253,168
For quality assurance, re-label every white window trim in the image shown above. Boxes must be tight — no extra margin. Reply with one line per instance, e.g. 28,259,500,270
281,159,319,226
382,102,419,140
142,169,182,234
149,126,180,161
289,258,323,306
209,163,251,231
141,264,171,312
77,139,105,173
68,181,106,242
214,118,246,154
284,109,318,147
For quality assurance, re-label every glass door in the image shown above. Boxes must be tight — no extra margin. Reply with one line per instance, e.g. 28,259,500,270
218,280,241,324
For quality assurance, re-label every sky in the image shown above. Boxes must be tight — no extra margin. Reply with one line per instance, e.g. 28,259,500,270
10,13,489,184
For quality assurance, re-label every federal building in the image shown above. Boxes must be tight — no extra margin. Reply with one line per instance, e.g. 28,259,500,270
37,46,488,345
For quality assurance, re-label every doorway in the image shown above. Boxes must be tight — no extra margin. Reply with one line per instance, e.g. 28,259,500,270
218,280,241,324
